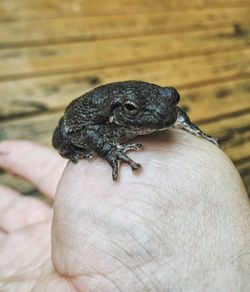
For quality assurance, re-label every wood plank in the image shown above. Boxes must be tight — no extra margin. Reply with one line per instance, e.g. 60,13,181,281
0,8,249,47
0,0,249,20
1,48,250,120
180,79,250,122
202,113,250,162
0,24,250,80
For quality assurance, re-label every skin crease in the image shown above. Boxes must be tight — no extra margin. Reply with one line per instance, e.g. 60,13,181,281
0,130,249,291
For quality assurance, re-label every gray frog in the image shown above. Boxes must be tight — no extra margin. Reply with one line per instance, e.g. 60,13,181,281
52,80,218,180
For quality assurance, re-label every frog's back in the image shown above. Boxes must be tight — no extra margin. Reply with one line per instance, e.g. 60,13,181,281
64,80,162,131
64,81,132,131
64,85,111,131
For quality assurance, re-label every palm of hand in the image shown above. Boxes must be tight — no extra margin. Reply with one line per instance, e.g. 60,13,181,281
0,131,249,291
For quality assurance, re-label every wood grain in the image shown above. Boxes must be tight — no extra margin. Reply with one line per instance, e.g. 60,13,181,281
0,8,249,47
1,48,250,119
1,24,250,81
0,0,249,20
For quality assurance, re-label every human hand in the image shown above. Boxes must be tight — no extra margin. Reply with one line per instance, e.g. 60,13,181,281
0,130,249,291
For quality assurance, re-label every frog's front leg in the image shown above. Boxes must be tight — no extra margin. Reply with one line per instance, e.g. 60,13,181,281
105,143,143,180
72,129,143,181
173,107,219,146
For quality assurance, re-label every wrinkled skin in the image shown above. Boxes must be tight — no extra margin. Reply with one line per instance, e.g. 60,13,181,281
0,130,250,291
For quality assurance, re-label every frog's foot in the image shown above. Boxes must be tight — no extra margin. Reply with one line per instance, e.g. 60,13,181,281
63,149,96,163
106,143,143,181
173,107,219,146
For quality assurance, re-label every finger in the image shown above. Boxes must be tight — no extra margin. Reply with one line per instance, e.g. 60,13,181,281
0,186,20,237
0,140,67,198
0,185,51,233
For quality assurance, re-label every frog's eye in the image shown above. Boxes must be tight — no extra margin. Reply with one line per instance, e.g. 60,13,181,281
123,100,139,115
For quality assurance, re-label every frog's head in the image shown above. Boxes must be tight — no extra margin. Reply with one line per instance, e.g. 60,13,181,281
107,80,180,133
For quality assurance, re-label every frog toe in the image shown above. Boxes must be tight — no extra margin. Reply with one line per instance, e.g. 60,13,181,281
106,147,142,181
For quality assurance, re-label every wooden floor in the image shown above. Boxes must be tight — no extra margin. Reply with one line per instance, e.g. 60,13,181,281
0,0,249,195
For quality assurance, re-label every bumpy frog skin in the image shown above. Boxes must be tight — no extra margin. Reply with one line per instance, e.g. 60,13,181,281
52,80,218,180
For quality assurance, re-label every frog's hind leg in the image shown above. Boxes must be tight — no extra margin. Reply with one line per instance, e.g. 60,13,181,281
52,118,95,163
54,133,95,163
63,147,96,163
173,107,219,146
